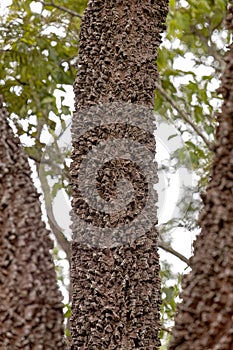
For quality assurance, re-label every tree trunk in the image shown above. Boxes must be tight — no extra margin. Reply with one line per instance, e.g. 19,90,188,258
168,5,233,350
70,1,168,349
0,97,65,349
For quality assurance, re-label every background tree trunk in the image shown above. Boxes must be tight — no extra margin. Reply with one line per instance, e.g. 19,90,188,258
70,0,168,348
168,5,233,350
0,97,65,349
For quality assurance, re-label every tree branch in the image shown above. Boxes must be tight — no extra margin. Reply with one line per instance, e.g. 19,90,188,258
192,28,223,65
25,85,71,261
36,163,71,263
29,154,52,165
161,325,172,334
158,240,190,265
155,81,213,150
38,0,82,19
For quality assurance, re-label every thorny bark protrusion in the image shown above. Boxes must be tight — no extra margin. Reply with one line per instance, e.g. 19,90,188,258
0,97,66,349
70,0,168,348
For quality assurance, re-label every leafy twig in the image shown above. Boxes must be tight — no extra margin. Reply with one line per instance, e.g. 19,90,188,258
192,28,223,65
155,81,213,150
38,0,82,19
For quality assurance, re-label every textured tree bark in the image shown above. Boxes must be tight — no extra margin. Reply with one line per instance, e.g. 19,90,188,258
168,5,233,350
70,1,168,349
0,97,66,349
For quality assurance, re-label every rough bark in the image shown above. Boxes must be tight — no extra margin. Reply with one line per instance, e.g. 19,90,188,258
0,97,65,349
70,0,168,349
168,5,233,350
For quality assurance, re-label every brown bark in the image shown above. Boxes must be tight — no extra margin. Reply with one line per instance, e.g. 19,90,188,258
168,5,233,350
0,97,66,349
70,0,168,349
